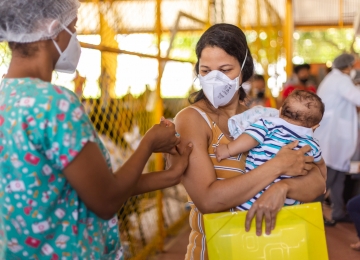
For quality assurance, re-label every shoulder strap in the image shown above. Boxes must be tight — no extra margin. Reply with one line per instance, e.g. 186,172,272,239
188,106,212,128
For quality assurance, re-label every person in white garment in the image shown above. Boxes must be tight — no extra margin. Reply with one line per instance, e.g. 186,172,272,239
315,53,360,223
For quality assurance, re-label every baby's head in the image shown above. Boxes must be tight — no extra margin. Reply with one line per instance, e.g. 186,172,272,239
280,90,324,130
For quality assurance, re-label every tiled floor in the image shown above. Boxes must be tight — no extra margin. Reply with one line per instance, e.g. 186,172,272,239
154,204,360,260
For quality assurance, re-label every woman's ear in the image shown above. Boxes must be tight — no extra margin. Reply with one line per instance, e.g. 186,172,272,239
48,20,61,42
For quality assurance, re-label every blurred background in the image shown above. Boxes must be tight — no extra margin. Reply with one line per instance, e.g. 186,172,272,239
2,0,360,259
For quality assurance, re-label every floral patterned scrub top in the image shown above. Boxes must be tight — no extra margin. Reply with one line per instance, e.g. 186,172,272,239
0,78,123,260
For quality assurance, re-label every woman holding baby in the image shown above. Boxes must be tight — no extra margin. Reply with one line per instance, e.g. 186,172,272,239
169,24,326,260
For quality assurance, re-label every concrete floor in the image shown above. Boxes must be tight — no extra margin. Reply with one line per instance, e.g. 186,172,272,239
154,204,360,260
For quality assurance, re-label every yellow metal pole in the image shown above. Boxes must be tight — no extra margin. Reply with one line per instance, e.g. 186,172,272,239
339,0,344,27
255,0,261,54
155,0,165,252
284,0,293,78
262,0,278,108
207,0,213,27
99,12,118,102
237,0,244,28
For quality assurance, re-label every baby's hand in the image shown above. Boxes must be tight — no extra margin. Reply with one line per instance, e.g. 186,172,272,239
214,144,231,162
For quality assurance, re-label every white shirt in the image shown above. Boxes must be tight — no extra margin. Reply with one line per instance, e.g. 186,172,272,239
315,69,360,172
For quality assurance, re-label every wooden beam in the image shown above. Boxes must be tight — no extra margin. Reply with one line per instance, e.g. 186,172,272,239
79,42,194,63
295,23,352,31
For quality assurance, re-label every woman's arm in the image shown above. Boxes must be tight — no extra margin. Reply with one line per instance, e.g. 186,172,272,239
131,144,193,196
63,120,183,220
314,158,327,180
174,108,313,214
282,164,325,202
245,163,325,236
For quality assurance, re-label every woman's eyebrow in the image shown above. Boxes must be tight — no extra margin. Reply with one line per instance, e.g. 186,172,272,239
219,64,233,68
200,64,233,69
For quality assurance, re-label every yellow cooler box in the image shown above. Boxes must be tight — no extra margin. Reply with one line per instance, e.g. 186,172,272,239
203,202,328,260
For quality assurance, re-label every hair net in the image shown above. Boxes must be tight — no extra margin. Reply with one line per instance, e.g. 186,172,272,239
0,0,80,43
332,53,355,69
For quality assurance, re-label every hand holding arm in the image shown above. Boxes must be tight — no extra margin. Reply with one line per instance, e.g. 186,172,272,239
145,117,181,154
274,141,315,176
131,143,193,196
63,118,182,219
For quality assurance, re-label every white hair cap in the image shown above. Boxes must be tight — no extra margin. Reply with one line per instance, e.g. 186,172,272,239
332,53,355,69
0,0,80,43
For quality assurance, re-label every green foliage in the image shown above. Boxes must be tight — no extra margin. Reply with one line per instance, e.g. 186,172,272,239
0,42,11,67
163,32,200,62
294,29,358,63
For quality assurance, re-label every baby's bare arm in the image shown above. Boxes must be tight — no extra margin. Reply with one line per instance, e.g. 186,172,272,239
228,133,260,156
215,133,259,162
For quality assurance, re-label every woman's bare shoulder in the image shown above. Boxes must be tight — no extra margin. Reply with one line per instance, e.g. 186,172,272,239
174,104,212,140
175,103,211,126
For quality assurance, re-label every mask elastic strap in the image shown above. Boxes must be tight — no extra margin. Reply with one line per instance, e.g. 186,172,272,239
62,25,74,35
52,25,74,55
52,39,62,54
237,49,248,86
241,49,248,71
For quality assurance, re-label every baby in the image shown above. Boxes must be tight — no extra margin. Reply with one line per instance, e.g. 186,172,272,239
215,90,326,211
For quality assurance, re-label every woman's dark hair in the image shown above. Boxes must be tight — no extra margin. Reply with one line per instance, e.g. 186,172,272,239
189,23,254,104
8,42,39,57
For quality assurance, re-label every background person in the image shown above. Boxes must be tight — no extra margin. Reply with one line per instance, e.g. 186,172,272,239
347,195,360,251
73,69,86,98
315,53,360,224
247,74,271,107
282,63,317,99
0,0,192,259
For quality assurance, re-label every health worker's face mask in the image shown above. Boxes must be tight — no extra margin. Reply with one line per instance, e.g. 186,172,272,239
350,69,357,80
198,49,248,108
52,26,81,74
298,77,309,85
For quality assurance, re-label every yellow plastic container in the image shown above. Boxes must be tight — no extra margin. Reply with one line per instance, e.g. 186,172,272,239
203,202,328,260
